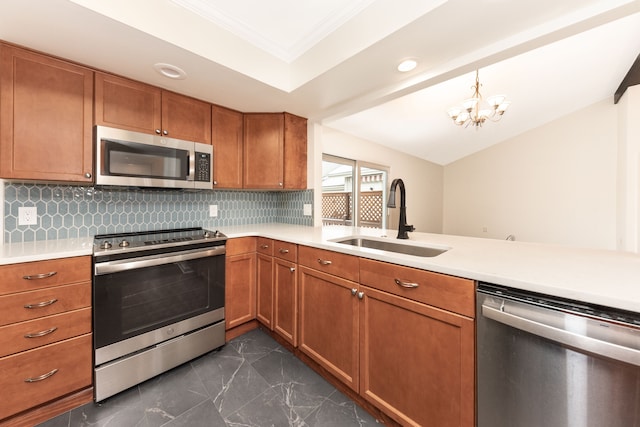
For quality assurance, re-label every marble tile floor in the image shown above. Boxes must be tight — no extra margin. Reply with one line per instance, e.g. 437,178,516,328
37,328,380,427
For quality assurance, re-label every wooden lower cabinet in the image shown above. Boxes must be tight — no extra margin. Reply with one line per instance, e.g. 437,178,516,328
298,265,360,391
0,333,92,420
256,253,274,328
273,257,297,346
298,247,475,426
225,237,257,330
359,286,475,427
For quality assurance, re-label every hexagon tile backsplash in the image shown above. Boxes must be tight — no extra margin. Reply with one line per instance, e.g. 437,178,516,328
3,183,313,243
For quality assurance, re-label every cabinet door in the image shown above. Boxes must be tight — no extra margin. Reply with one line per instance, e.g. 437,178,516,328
225,253,256,330
359,286,475,427
94,72,161,135
256,253,274,328
161,91,212,144
0,45,93,182
243,113,284,189
273,258,297,346
298,266,359,391
212,105,243,188
283,112,307,189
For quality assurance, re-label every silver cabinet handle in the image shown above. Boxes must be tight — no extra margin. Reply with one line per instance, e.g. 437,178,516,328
351,288,357,296
155,129,162,134
24,327,58,338
260,244,269,249
290,267,296,273
357,291,364,300
394,278,419,289
24,298,58,309
84,172,92,179
23,271,57,280
163,130,169,135
24,368,58,383
317,259,332,266
482,304,640,367
279,248,290,254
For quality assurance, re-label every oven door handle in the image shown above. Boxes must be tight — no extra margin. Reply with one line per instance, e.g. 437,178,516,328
482,303,640,367
94,246,225,275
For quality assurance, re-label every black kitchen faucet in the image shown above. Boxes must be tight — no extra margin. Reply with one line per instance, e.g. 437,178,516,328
387,178,415,239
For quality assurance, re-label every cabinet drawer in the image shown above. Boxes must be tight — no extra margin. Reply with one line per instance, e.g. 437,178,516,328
298,246,359,282
273,240,297,262
0,282,91,326
0,256,91,296
226,237,256,256
0,333,92,420
0,307,92,358
257,237,274,256
359,258,475,318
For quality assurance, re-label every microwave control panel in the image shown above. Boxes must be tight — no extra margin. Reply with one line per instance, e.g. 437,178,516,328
195,152,211,182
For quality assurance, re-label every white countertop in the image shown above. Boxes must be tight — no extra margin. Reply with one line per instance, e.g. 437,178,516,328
2,224,639,313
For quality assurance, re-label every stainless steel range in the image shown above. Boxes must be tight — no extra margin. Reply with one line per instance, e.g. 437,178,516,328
92,227,226,402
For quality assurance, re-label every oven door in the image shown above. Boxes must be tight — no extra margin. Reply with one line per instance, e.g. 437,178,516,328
93,246,225,365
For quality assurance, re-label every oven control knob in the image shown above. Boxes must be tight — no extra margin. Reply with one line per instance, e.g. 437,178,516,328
100,241,112,249
119,239,130,248
204,231,212,238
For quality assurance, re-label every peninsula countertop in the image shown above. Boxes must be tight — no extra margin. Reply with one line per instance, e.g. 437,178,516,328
2,224,638,313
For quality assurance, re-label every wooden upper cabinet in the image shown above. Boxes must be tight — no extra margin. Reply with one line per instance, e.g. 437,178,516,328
94,72,161,135
94,72,212,144
243,112,307,190
283,112,307,190
0,44,93,182
212,105,243,188
161,90,212,144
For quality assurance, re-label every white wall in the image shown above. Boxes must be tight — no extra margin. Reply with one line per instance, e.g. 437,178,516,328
616,84,640,251
443,98,618,249
319,126,443,233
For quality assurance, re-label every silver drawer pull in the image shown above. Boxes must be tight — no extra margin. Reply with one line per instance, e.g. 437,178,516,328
394,278,419,289
290,267,296,273
24,327,58,339
317,258,332,266
22,271,57,280
24,298,58,309
260,244,269,249
279,248,290,254
24,368,58,383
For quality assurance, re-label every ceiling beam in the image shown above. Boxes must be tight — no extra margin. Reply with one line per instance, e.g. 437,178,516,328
614,53,640,103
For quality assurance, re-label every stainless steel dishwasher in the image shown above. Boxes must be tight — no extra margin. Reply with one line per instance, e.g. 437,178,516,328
477,282,640,427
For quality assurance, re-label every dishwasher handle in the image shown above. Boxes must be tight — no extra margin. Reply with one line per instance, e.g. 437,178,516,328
482,304,640,367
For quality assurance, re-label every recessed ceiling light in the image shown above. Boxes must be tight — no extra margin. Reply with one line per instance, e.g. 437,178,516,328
153,63,187,80
397,59,418,72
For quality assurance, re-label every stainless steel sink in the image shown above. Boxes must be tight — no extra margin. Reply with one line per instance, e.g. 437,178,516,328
332,237,448,257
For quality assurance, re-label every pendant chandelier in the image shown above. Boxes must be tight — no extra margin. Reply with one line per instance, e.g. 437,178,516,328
447,70,511,128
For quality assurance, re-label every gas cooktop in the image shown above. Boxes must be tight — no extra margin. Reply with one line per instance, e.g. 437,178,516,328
93,227,226,256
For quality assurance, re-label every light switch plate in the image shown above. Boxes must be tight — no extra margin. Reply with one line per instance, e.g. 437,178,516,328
303,204,312,216
18,206,38,225
209,205,218,217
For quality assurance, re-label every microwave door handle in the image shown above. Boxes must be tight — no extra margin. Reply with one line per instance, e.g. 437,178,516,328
187,152,195,182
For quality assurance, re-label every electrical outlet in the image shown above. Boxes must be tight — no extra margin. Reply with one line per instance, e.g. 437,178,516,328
209,205,218,217
18,206,38,225
303,204,312,216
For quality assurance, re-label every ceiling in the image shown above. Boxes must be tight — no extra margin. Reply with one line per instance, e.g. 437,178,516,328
1,0,640,165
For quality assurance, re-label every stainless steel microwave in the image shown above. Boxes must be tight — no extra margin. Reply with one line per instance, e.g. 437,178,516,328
95,126,213,190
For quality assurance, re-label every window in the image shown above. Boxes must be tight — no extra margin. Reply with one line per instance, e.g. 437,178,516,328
321,154,389,229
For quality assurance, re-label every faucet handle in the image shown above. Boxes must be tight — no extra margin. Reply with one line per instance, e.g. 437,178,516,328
406,224,415,232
